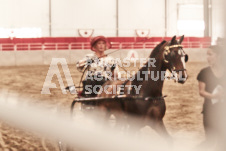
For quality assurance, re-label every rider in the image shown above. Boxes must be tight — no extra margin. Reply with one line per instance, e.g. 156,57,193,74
76,36,120,97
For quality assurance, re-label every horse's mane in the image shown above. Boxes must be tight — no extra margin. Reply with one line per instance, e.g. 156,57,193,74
149,40,167,58
129,40,168,95
138,40,167,72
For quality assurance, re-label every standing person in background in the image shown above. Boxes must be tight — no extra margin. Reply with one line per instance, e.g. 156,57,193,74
196,45,225,150
76,36,120,98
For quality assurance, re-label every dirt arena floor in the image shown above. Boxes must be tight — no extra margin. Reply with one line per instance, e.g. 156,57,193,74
0,61,207,151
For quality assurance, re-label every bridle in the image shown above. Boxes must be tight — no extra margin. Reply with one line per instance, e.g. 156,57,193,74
163,43,188,73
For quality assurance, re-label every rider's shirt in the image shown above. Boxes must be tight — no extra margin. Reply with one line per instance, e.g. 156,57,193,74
76,53,119,80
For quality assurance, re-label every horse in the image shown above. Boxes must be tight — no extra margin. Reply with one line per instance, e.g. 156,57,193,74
97,35,188,139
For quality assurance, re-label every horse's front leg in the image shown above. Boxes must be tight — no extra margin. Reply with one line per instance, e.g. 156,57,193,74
111,110,128,130
146,106,173,144
151,119,171,139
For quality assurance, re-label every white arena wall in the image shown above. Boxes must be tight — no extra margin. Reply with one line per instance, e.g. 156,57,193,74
0,0,219,37
0,48,208,66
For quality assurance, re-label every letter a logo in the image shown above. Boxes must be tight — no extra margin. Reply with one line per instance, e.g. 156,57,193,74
41,58,75,94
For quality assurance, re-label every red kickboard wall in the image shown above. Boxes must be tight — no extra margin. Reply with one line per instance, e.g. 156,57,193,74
0,37,211,51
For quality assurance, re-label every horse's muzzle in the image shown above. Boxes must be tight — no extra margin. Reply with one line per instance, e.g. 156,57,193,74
172,69,187,84
178,78,186,84
177,71,188,84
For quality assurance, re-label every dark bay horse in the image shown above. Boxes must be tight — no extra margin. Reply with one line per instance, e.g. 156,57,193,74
97,35,188,139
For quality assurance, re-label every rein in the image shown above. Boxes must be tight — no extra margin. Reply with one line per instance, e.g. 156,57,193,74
103,37,152,57
72,95,167,103
97,37,153,75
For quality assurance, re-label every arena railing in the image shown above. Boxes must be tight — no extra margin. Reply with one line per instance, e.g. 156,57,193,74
0,40,211,51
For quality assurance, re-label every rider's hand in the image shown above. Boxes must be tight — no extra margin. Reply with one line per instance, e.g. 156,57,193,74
87,59,94,65
110,64,116,71
76,61,86,72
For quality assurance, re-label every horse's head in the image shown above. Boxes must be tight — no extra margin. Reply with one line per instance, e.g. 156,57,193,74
162,35,188,84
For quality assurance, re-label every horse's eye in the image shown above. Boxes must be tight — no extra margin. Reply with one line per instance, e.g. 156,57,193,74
185,54,189,62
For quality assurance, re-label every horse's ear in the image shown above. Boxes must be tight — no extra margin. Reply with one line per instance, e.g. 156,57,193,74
171,35,176,43
162,40,169,47
160,40,167,45
179,35,184,44
159,40,168,50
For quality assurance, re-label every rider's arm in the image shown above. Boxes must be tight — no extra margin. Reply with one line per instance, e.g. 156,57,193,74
109,57,121,79
111,64,121,79
76,59,87,71
76,54,95,71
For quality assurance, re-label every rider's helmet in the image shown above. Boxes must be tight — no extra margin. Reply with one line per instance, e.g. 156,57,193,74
90,36,112,51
